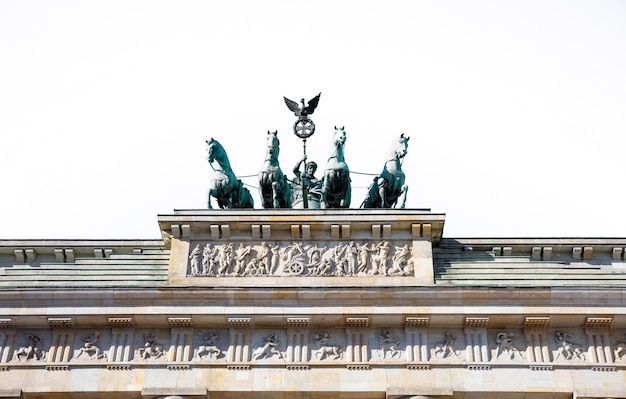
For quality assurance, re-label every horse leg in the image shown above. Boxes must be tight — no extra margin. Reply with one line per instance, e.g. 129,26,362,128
272,181,279,208
342,182,351,208
320,173,329,209
207,190,214,209
398,184,408,209
376,177,387,208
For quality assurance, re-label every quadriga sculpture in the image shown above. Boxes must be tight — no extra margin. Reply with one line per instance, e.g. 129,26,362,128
258,131,291,208
321,126,351,208
206,138,254,209
361,134,409,208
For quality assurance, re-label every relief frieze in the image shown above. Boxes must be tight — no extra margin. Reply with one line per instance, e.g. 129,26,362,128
187,240,415,277
4,326,626,369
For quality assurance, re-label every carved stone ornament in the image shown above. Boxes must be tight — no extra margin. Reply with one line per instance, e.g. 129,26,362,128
494,332,524,360
432,332,461,359
376,329,401,359
187,240,414,277
136,332,165,360
14,333,45,361
313,332,343,361
251,333,284,361
554,331,585,361
193,331,222,360
76,331,107,360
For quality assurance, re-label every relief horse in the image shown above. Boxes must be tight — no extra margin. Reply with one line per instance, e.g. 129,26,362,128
361,133,409,208
206,138,254,209
258,131,291,208
321,126,351,208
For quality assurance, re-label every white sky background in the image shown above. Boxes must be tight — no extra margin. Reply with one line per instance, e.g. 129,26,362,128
1,1,625,239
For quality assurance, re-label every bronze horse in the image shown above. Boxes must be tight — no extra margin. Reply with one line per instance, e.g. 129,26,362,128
206,138,254,209
258,131,291,208
361,134,409,208
321,126,351,208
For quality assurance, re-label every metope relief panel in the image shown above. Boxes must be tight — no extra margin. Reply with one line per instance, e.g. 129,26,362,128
490,330,525,362
613,333,626,363
251,331,286,362
311,331,345,361
12,331,47,362
72,331,108,361
134,330,169,361
430,330,464,362
187,240,415,277
553,330,586,362
371,329,403,360
193,330,226,361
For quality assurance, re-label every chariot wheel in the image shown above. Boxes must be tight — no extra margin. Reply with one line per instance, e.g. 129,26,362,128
294,118,315,139
288,262,305,275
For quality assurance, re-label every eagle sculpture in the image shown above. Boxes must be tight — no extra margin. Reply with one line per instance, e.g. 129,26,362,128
284,93,321,119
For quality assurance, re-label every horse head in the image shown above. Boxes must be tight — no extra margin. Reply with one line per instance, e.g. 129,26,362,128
206,138,231,172
266,130,280,161
391,133,410,160
332,126,346,147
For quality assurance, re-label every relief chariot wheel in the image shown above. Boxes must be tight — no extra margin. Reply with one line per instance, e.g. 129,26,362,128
286,261,306,275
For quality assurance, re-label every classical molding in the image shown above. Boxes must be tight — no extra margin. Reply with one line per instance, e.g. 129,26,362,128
227,317,251,328
108,317,134,327
345,317,369,327
0,318,15,328
584,317,613,328
464,317,489,327
286,317,310,327
168,317,193,328
47,317,73,328
524,317,550,327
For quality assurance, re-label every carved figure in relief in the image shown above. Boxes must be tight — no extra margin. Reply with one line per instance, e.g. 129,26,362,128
232,243,252,276
345,241,358,275
615,340,626,361
315,258,334,276
388,244,414,276
137,332,165,360
283,242,308,275
243,258,260,276
495,332,524,360
357,243,375,274
554,331,585,361
305,243,327,273
252,334,284,360
313,333,343,360
270,243,281,274
15,334,44,361
255,242,271,275
218,243,234,276
194,332,221,360
391,244,410,269
76,332,106,360
614,334,626,360
433,332,461,359
376,330,401,358
333,243,348,276
202,243,218,276
189,243,202,275
369,241,391,276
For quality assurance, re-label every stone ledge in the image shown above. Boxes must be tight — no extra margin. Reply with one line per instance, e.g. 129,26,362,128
346,364,369,370
45,365,70,371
